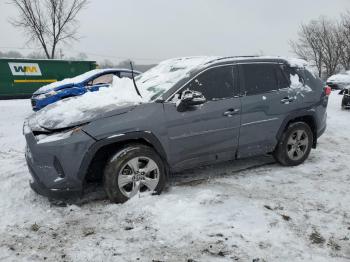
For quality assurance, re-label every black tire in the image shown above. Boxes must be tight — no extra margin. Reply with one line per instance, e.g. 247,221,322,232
273,122,313,166
103,144,166,203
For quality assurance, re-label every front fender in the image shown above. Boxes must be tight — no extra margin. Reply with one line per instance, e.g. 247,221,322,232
77,130,168,181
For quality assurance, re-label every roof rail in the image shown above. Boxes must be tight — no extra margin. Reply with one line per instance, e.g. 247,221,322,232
205,55,259,64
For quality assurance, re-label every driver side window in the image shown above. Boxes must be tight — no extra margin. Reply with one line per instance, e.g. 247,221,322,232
181,66,236,101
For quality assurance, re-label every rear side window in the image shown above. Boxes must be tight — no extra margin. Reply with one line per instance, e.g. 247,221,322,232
184,66,236,100
241,64,278,95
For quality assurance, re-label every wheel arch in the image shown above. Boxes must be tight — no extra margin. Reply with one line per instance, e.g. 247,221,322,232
277,110,318,149
78,131,169,184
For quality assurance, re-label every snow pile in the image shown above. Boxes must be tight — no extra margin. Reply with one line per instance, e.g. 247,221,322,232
34,76,143,129
289,74,312,95
327,71,350,84
136,56,218,100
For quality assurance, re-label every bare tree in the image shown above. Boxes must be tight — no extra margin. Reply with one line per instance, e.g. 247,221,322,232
290,20,324,77
290,17,342,78
317,17,342,77
338,11,350,70
10,0,88,59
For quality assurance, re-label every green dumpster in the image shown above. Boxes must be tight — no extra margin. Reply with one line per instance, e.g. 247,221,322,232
0,58,97,99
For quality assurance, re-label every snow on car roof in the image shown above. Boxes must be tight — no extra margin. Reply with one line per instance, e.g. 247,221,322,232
136,56,219,100
136,56,311,101
327,71,350,84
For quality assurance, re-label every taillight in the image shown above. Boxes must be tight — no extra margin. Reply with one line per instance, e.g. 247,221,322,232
324,86,331,96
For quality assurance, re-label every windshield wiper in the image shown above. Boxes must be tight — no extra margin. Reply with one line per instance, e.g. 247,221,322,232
130,61,142,98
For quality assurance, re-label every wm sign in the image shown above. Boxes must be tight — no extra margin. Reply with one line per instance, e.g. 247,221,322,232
8,63,42,76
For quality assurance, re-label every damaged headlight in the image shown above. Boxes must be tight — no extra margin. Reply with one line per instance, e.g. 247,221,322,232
36,125,85,144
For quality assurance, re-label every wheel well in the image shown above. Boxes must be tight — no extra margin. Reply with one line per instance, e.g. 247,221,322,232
284,115,317,148
84,139,161,184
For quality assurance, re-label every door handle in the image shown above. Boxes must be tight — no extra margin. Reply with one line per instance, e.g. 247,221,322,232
281,97,295,104
223,108,240,116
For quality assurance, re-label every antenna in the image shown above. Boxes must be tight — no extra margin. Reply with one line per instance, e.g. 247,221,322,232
130,61,142,98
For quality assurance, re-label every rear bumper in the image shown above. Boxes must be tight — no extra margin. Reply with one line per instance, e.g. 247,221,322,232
317,123,326,138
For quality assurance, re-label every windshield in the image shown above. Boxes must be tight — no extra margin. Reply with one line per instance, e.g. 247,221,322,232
135,56,218,101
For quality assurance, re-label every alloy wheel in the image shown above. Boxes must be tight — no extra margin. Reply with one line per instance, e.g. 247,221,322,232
286,129,309,161
118,156,160,198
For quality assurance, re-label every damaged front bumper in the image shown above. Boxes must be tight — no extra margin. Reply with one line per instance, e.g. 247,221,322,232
24,120,95,200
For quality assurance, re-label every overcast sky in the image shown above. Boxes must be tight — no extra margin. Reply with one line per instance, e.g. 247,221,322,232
0,0,349,64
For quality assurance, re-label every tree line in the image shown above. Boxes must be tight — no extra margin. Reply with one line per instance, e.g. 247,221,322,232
0,49,88,60
290,11,350,79
0,50,155,72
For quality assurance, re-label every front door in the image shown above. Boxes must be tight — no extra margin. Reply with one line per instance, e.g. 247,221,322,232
163,65,241,171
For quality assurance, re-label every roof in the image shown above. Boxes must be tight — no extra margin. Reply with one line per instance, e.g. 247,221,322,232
203,56,307,68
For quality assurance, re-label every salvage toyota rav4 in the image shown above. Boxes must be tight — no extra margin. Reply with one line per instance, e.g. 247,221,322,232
24,56,329,203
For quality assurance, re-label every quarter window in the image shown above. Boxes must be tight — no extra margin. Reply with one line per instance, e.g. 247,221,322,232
183,66,235,100
242,64,278,95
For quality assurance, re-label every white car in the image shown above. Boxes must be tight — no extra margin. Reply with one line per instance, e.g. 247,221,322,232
327,71,350,90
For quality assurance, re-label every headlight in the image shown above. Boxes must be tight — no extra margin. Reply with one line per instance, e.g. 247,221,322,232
36,125,85,144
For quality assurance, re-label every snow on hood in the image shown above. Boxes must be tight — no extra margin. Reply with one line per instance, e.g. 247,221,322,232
327,71,350,84
34,76,143,130
34,69,114,94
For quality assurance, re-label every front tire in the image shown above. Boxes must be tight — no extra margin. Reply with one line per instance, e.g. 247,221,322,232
273,122,313,166
103,144,166,203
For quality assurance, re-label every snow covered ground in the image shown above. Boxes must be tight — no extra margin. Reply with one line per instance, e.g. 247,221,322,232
0,92,349,262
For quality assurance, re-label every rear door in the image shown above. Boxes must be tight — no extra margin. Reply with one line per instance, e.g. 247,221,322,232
163,65,241,170
238,63,297,157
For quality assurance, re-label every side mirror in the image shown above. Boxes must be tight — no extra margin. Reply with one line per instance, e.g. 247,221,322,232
339,89,344,95
176,90,206,111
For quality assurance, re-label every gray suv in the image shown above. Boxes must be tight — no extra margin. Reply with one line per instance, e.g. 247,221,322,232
24,56,329,203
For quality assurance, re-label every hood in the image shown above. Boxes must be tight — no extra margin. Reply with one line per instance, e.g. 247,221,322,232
33,80,77,95
33,101,138,130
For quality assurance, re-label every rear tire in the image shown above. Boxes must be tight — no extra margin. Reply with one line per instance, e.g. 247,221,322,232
273,122,313,166
103,144,166,203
